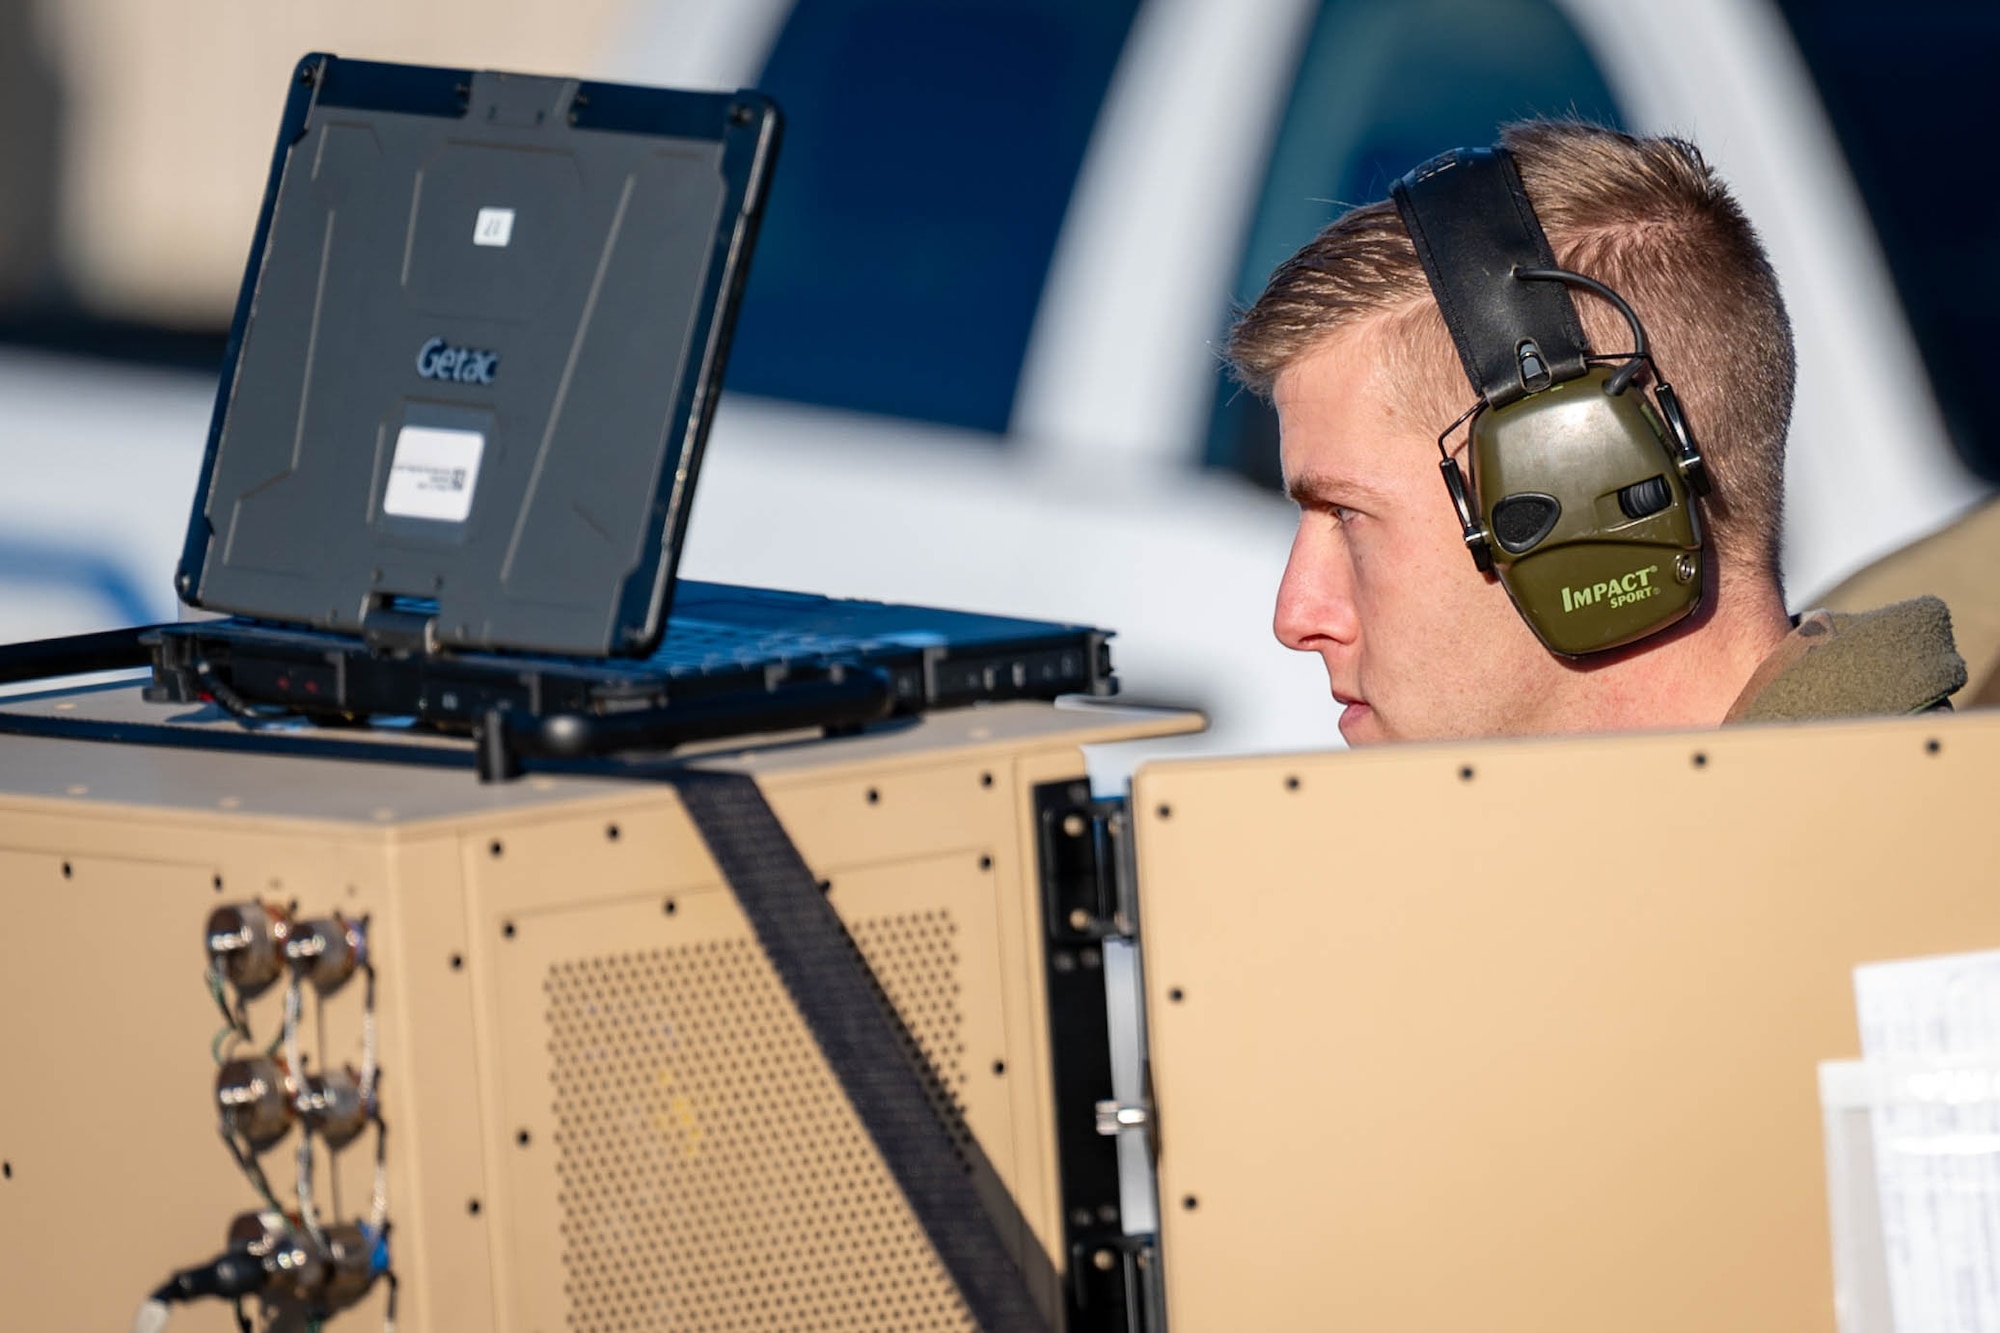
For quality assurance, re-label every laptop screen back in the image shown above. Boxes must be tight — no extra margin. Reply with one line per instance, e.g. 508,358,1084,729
178,56,779,657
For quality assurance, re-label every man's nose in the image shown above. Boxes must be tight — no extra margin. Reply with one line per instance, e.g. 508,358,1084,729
1274,524,1356,652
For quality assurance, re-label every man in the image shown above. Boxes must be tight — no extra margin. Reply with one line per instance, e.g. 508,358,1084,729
1227,120,1964,745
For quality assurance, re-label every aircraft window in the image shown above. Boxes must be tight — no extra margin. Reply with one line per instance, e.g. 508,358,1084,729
1774,0,2000,483
1204,0,1622,491
724,0,1145,434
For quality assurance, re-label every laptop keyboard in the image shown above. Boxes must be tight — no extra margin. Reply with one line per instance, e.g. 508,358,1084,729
640,583,1044,675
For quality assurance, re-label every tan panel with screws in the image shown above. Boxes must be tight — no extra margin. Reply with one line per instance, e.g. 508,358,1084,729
1134,710,2000,1333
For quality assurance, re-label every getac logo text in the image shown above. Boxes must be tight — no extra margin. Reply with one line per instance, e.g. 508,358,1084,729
416,337,500,385
1561,565,1659,614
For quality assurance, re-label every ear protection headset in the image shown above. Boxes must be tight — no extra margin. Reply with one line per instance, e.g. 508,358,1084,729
1390,146,1712,657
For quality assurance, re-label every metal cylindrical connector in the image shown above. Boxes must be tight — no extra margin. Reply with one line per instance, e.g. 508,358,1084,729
284,916,364,993
299,1067,370,1148
216,1056,294,1146
224,1211,324,1302
317,1223,377,1310
206,902,292,995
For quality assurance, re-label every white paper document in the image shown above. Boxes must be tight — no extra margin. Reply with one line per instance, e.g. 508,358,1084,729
1854,950,2000,1333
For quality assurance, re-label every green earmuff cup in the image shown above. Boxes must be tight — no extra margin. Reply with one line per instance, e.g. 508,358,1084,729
1469,366,1704,657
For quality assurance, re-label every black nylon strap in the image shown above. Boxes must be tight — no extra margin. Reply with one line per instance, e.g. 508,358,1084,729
1390,146,1591,407
671,769,1050,1333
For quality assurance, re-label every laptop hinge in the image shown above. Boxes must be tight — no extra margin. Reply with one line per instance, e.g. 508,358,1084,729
359,603,434,657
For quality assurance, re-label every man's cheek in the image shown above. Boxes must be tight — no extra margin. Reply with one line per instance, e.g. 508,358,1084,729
1396,596,1484,738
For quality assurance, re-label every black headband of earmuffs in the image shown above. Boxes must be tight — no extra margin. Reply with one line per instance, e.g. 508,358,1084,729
1389,147,1592,407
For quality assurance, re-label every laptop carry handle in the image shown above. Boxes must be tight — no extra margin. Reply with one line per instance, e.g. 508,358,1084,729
0,626,158,687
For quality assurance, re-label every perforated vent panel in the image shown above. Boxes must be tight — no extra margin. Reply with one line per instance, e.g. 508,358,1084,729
848,911,976,1168
546,913,977,1332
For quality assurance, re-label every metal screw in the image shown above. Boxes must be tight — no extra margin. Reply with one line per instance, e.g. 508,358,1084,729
1092,1249,1116,1272
1675,553,1698,584
1067,908,1091,931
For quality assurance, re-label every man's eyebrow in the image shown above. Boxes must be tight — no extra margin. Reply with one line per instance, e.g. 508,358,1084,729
1284,471,1390,508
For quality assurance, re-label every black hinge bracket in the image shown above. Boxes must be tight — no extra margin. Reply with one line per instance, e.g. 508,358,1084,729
1033,779,1160,1333
358,602,434,657
1038,782,1134,943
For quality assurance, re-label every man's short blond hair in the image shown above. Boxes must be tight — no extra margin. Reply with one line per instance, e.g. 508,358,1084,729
1227,120,1795,578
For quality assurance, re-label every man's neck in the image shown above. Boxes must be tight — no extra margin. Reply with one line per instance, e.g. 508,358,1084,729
1559,577,1795,733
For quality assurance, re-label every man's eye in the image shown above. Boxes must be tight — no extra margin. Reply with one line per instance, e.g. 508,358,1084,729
1329,504,1360,525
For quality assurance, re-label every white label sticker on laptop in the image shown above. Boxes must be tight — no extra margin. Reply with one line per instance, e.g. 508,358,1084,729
384,425,484,523
473,207,515,247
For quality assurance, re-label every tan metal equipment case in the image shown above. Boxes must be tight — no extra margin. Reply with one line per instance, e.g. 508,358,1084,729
5,685,2000,1332
0,686,1194,1331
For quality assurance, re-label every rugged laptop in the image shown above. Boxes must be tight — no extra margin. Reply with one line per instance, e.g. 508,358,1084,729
142,54,1112,764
